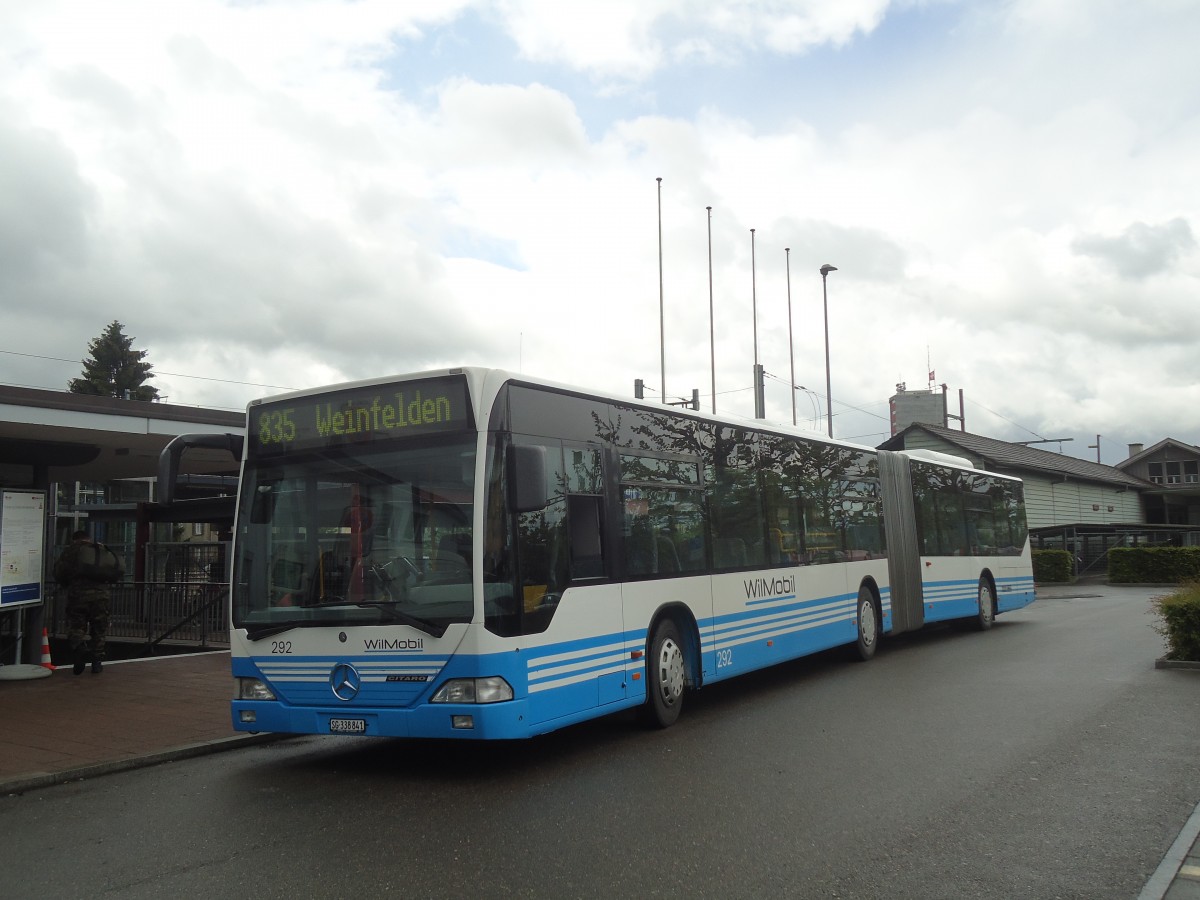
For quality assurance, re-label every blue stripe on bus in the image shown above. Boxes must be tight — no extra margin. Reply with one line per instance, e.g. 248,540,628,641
920,575,1036,621
232,575,1032,738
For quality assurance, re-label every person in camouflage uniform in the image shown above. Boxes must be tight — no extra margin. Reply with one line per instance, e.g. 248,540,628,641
53,530,113,675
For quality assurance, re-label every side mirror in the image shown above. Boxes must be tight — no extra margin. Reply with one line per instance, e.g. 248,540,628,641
508,444,547,513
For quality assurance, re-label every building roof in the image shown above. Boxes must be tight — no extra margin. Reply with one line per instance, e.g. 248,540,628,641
878,424,1151,490
1118,437,1200,469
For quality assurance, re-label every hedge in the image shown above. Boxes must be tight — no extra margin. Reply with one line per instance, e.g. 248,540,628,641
1032,549,1073,583
1151,582,1200,661
1108,546,1200,584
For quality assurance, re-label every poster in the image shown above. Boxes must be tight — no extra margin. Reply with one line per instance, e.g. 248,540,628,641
0,490,46,609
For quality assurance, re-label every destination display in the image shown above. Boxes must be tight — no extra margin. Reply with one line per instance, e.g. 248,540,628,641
249,375,472,456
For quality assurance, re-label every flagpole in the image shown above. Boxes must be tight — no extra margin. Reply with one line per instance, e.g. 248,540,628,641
707,206,715,414
657,177,666,404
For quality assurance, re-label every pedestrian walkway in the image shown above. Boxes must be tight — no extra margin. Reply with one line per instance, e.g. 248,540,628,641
0,650,271,795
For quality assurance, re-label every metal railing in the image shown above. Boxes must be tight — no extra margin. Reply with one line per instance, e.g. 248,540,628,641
45,581,229,650
144,541,229,584
43,541,231,651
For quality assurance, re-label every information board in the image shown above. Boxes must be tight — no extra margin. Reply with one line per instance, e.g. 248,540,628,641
0,490,46,610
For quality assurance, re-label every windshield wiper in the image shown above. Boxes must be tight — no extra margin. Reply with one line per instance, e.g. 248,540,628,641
245,620,323,641
354,601,448,638
297,596,448,638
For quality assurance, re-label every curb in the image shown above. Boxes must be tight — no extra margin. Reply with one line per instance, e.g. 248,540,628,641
1138,801,1200,900
1155,657,1200,671
1,732,289,796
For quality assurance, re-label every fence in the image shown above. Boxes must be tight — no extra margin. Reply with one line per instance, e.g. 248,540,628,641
1032,526,1200,577
45,582,229,649
45,541,231,650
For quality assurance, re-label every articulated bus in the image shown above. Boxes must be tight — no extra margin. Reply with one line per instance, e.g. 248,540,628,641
231,367,1034,738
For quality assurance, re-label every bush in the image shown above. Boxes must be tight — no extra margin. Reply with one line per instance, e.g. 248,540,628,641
1033,549,1073,583
1109,546,1200,584
1151,581,1200,661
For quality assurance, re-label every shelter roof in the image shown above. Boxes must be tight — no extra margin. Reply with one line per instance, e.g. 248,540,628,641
0,385,244,485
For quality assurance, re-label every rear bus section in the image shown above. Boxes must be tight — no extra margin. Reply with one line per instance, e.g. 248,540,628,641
882,449,1034,635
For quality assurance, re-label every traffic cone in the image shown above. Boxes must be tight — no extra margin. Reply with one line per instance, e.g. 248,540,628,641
39,628,56,671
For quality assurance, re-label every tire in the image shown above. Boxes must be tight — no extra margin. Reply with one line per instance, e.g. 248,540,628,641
641,619,686,728
975,578,996,631
854,584,879,661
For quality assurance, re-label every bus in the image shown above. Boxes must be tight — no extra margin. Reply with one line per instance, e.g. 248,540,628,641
230,367,1034,738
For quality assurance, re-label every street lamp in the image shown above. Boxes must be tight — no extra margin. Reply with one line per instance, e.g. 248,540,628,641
819,263,838,437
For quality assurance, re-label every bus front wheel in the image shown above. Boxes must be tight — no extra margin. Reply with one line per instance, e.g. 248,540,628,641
975,578,996,631
641,619,686,728
854,585,879,661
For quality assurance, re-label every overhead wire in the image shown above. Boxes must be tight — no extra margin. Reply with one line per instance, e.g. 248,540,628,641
0,348,297,392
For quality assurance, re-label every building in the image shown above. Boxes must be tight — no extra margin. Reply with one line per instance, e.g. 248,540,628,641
0,385,244,663
1118,439,1200,526
890,385,952,436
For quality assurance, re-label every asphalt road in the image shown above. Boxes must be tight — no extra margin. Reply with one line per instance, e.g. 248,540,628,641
2,585,1197,899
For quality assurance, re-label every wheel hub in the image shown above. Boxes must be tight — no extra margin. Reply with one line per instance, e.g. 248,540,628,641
657,638,685,706
860,599,877,647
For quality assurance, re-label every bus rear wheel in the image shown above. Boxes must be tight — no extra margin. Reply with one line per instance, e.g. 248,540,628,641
641,619,686,728
854,585,879,661
975,578,996,631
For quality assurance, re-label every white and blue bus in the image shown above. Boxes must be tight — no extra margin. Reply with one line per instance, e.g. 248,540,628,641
231,368,1034,738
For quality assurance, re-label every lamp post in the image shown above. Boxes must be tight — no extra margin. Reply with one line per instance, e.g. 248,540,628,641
819,263,837,437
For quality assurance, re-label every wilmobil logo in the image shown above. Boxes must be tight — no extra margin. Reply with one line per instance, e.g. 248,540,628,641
363,638,425,652
744,574,797,602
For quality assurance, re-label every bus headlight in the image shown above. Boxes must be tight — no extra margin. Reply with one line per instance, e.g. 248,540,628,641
430,677,513,704
236,677,277,701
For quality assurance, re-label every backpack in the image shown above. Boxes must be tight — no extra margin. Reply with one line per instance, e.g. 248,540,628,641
75,542,126,583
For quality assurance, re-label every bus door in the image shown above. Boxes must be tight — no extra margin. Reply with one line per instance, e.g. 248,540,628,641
618,478,711,687
507,440,626,726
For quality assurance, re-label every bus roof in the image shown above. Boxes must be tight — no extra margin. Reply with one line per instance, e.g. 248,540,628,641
247,366,884,455
899,448,976,470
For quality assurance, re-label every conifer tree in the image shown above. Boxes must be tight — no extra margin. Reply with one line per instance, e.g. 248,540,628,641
69,321,161,400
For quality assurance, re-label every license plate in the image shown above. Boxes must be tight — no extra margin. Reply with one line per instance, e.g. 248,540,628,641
329,718,367,734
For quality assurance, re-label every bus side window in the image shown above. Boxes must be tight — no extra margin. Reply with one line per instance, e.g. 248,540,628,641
567,495,604,579
512,438,567,632
624,509,655,576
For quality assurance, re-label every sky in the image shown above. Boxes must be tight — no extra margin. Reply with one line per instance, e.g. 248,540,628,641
2,0,1198,466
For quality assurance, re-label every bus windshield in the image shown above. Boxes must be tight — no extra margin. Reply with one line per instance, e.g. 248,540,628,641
232,437,477,639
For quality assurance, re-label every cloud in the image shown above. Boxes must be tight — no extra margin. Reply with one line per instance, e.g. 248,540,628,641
1071,219,1196,280
493,0,892,80
0,0,1198,467
0,117,94,285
